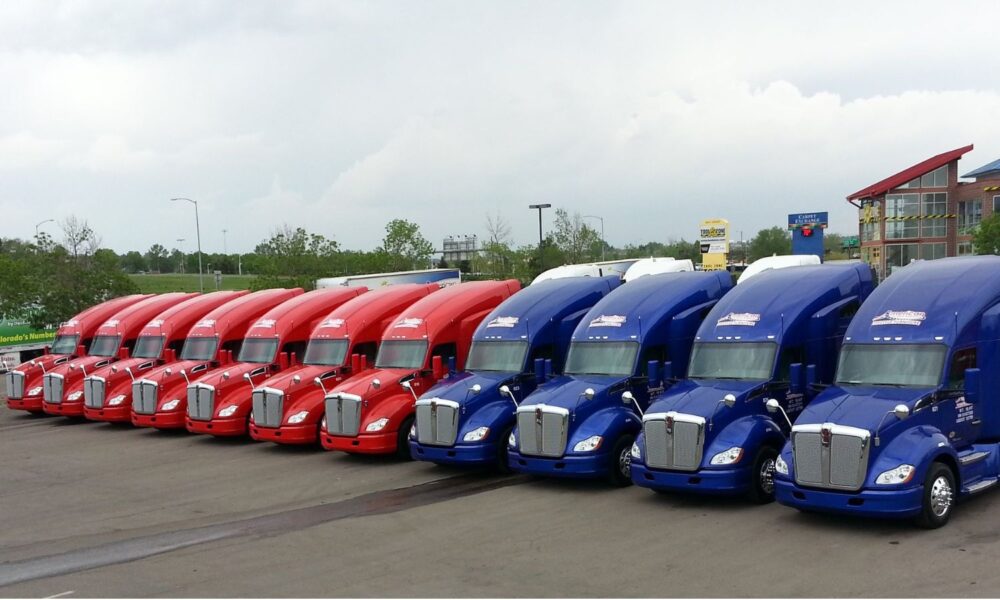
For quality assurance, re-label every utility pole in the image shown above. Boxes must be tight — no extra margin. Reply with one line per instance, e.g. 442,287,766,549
170,198,203,292
582,215,605,261
528,204,552,270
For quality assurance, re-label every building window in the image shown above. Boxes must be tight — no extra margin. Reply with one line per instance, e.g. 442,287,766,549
920,165,948,188
958,241,975,256
885,194,920,239
896,177,921,190
920,243,946,260
994,195,1000,214
885,243,919,273
959,200,982,235
861,200,881,242
921,192,947,238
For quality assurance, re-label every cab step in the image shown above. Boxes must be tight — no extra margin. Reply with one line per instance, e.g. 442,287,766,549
963,477,998,495
959,450,990,466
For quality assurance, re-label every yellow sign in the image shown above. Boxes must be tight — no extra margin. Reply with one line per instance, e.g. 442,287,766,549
699,218,730,271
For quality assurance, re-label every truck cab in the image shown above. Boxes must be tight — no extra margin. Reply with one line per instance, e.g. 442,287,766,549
184,287,365,437
41,293,196,417
81,291,249,422
508,271,733,485
775,256,1000,527
409,276,621,470
5,294,150,412
249,283,441,445
130,288,303,429
321,280,520,457
630,264,874,501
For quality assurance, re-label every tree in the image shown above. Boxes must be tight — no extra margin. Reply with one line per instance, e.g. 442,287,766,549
121,251,147,273
251,225,341,290
145,244,168,273
972,214,1000,255
378,219,434,271
748,227,792,261
60,216,99,259
551,208,601,263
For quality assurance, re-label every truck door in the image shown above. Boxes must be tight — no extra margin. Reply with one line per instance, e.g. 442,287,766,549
942,347,981,446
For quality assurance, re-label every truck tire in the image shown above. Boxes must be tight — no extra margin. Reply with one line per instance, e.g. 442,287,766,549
606,434,636,487
396,415,415,461
746,446,779,504
916,462,955,529
495,425,514,474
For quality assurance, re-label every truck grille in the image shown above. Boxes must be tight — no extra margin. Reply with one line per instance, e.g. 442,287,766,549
325,394,362,436
187,384,215,421
43,374,64,404
83,377,106,408
515,404,569,458
414,398,460,446
792,423,871,491
252,388,284,428
642,412,706,471
132,380,158,414
6,371,25,399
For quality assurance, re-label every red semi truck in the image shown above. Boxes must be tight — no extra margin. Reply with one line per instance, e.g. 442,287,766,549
5,294,150,412
40,293,198,417
131,288,303,429
82,291,249,422
249,283,441,445
184,287,367,437
321,280,520,457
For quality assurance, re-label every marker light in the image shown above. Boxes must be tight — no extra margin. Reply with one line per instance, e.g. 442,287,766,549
365,417,389,432
463,426,490,442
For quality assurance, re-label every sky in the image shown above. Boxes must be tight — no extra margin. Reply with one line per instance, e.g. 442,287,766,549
3,0,1000,255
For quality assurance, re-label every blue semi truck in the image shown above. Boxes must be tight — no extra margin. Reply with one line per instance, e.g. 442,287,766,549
775,256,1000,527
629,264,874,502
408,276,621,469
507,271,733,485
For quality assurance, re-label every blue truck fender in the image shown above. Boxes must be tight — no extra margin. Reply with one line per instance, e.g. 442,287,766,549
569,406,642,450
706,415,787,465
462,400,517,436
868,425,960,488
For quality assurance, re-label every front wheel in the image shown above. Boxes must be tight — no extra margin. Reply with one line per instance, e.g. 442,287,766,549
746,446,779,504
606,434,636,487
396,415,415,460
495,425,514,474
916,463,955,529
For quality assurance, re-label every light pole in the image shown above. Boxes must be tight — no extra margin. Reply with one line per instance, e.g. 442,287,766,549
176,238,186,274
35,219,55,239
222,228,228,255
171,198,203,292
528,204,552,269
582,215,605,262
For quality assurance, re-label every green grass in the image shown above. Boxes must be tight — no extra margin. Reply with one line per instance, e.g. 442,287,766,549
130,273,257,293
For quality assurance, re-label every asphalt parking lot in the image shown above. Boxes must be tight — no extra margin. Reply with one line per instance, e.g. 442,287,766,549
2,380,1000,598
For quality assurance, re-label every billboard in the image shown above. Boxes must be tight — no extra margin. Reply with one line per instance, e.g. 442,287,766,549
699,218,729,271
787,212,828,260
0,317,55,350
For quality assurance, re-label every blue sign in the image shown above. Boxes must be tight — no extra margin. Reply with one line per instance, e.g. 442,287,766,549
787,212,829,228
788,212,827,262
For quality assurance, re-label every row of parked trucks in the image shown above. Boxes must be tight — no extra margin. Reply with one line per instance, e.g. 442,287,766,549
6,255,1000,528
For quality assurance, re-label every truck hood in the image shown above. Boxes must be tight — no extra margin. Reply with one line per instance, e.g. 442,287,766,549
420,371,516,409
519,374,625,420
139,359,213,408
647,379,765,417
190,362,274,413
256,364,333,416
15,355,72,392
795,386,935,431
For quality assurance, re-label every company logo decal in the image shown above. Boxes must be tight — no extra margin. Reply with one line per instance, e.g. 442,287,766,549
487,316,519,328
589,315,626,328
394,317,424,329
147,319,165,328
253,319,277,328
872,310,926,327
320,318,346,329
61,319,79,328
716,312,761,327
101,319,120,328
820,426,832,446
194,319,216,329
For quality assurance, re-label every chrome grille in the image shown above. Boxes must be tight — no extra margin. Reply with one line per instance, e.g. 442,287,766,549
515,404,569,458
252,388,284,428
415,398,460,446
132,380,158,414
6,371,25,399
642,412,706,471
43,374,64,404
325,393,362,436
83,377,106,408
187,384,215,421
792,423,871,491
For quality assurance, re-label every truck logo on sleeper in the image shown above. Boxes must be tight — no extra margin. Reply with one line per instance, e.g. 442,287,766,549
253,319,277,328
394,318,424,329
589,315,626,328
486,316,519,328
872,310,926,327
102,319,120,328
716,312,761,327
320,318,346,329
194,319,216,329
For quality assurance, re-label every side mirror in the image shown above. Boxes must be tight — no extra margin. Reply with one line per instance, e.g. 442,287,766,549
313,377,322,386
805,364,817,388
622,391,635,406
723,393,736,408
499,385,511,396
470,384,482,395
241,372,249,381
789,363,803,394
222,371,231,380
75,344,86,357
432,355,445,380
583,388,595,400
401,380,412,390
765,398,780,414
893,404,910,420
372,378,381,390
43,345,51,355
111,366,119,373
646,360,660,388
69,363,77,370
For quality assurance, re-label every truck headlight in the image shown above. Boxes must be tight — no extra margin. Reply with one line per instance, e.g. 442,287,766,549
409,424,416,439
161,399,181,411
875,464,915,485
630,442,641,459
218,405,238,418
463,426,490,442
68,391,83,401
508,432,516,448
321,416,327,430
288,411,309,424
29,386,43,396
775,455,789,475
573,435,603,452
365,417,389,432
108,395,126,406
710,447,743,466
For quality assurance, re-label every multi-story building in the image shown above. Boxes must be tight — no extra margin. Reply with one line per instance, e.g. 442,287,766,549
848,144,1000,278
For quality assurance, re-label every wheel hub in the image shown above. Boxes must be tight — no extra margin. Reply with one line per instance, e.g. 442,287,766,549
759,458,776,495
619,447,631,477
930,476,953,517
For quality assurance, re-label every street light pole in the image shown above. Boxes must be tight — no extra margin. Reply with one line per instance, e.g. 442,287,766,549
222,229,228,255
35,219,55,239
171,198,203,292
582,215,605,262
528,204,552,269
176,238,186,274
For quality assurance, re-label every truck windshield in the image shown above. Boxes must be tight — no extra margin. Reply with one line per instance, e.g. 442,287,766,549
565,342,638,377
180,336,218,361
466,341,528,373
836,344,945,387
132,335,164,359
375,340,428,369
88,335,121,357
238,338,280,364
303,339,349,366
50,334,79,355
688,342,777,380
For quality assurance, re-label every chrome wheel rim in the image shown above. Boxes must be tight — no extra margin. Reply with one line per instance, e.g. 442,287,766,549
759,457,776,495
930,476,953,517
619,447,631,477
